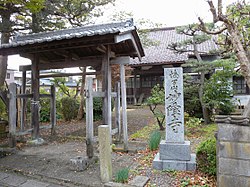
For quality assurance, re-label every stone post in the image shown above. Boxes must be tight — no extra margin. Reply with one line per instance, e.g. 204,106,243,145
153,67,196,171
98,125,112,183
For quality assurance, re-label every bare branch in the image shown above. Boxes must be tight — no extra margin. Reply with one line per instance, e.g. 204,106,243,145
198,17,227,35
207,0,219,22
218,0,223,17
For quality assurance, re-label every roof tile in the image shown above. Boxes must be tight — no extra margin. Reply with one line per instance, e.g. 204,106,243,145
130,28,218,65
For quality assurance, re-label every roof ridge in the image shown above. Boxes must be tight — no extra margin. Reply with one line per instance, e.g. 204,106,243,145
14,19,134,42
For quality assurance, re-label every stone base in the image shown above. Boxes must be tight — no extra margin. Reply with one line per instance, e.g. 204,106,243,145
153,153,196,171
159,140,191,160
70,156,98,171
27,138,45,146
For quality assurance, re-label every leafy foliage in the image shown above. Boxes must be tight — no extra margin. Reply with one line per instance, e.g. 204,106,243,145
196,138,216,176
184,76,203,118
203,59,236,115
0,98,7,120
109,11,161,47
148,131,161,151
115,168,129,183
92,97,114,121
93,97,102,121
146,84,165,130
61,97,79,121
39,97,51,122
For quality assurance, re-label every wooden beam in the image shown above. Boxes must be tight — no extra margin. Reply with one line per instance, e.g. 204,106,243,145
39,71,99,78
31,54,40,140
19,56,102,71
111,57,130,65
86,77,94,158
50,85,56,135
20,71,27,132
96,45,107,54
115,32,142,61
8,83,17,147
0,34,115,56
120,63,129,151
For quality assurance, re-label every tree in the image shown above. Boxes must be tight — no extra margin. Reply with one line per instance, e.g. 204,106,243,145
77,67,86,120
198,0,250,115
0,0,116,89
146,84,165,130
168,24,216,124
203,59,236,115
110,11,161,47
0,0,45,88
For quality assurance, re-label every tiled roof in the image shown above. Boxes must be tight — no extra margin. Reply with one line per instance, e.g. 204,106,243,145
0,19,135,49
130,27,219,66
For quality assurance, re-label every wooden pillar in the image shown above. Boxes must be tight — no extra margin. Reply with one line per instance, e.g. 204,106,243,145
50,85,56,135
31,55,40,139
8,83,17,147
120,64,128,150
115,82,121,141
20,70,26,131
133,74,137,105
86,77,94,158
102,45,112,133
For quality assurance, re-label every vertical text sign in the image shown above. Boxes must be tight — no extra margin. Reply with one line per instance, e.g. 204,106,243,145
164,67,184,143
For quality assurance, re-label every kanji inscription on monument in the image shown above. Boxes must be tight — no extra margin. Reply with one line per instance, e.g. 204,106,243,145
164,67,184,143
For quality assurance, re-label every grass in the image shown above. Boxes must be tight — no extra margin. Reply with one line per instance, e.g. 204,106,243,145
186,123,217,139
148,131,161,151
130,124,159,141
115,168,129,183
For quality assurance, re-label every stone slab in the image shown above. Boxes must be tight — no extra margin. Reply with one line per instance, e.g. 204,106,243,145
153,153,196,171
128,176,149,187
159,140,191,160
1,174,27,186
218,141,250,160
218,123,250,142
219,157,250,176
104,182,133,187
19,180,50,187
0,171,9,180
219,175,250,187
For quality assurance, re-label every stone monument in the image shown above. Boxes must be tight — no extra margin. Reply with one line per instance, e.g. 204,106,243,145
153,67,196,171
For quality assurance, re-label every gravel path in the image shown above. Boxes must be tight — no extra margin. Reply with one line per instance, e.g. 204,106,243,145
0,105,178,186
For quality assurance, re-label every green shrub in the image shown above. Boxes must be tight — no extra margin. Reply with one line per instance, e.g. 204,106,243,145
185,117,202,129
115,168,129,183
148,130,161,151
0,99,7,120
93,97,114,121
39,98,51,122
93,97,103,121
61,97,79,121
196,137,216,176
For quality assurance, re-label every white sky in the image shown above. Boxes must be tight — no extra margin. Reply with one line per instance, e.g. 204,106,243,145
8,0,239,70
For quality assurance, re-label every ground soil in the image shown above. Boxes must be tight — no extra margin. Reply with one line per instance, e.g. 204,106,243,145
0,105,207,187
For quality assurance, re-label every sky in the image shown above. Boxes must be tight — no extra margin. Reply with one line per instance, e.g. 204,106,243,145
7,0,239,70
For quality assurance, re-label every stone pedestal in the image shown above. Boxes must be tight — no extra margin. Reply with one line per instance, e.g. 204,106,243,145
153,140,196,171
153,67,196,171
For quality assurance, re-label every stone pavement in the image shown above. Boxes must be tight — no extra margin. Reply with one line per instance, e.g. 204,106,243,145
0,170,64,187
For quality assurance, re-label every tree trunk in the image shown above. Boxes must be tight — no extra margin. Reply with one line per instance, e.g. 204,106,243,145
0,11,11,89
77,67,86,120
194,44,211,124
198,72,210,124
221,23,250,117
